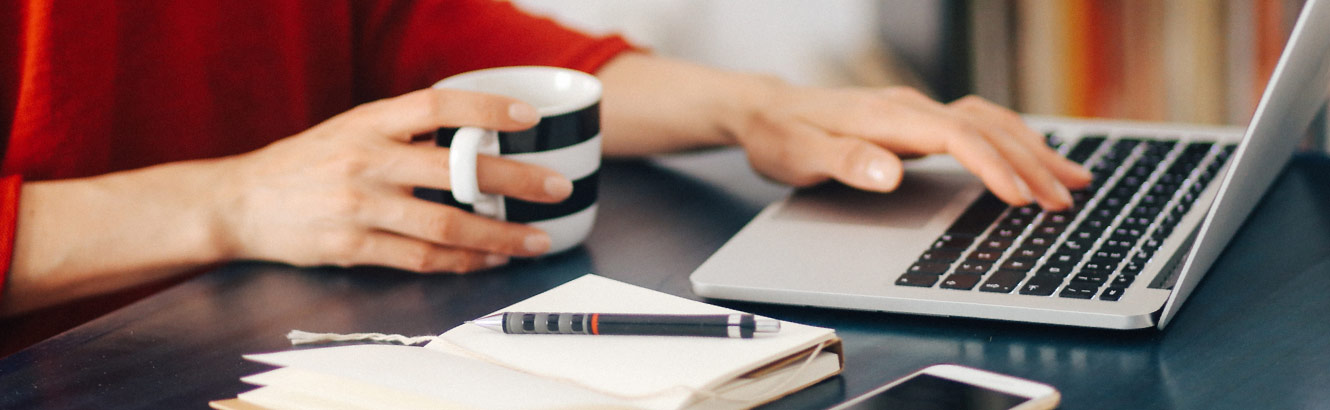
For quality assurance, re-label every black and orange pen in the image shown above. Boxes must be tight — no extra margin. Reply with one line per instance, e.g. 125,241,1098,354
467,312,781,338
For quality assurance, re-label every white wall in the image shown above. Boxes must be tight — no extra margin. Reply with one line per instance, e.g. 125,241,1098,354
512,0,921,88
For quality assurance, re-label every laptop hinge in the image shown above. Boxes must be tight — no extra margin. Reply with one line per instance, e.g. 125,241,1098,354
1148,224,1201,290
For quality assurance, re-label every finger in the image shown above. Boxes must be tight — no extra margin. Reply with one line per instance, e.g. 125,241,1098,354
795,126,905,192
765,87,1030,205
361,196,552,257
948,102,1073,209
348,231,504,274
372,145,573,203
970,126,1073,210
844,96,1034,206
336,88,540,142
951,96,1093,189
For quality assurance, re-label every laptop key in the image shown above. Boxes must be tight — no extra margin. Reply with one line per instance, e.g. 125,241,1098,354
896,273,940,288
1031,223,1065,237
1048,252,1082,265
920,249,962,262
1098,243,1133,255
1121,261,1144,276
1141,236,1162,251
1094,249,1129,261
933,235,974,250
1079,217,1112,231
1111,275,1135,287
1082,259,1119,272
1019,274,1064,296
1000,258,1037,271
940,273,983,290
1012,245,1048,259
992,227,1022,239
1133,247,1153,261
1013,205,1041,217
967,250,1003,262
999,215,1034,229
1061,238,1093,252
957,261,992,274
1147,140,1177,154
979,270,1026,293
1026,235,1057,247
1119,216,1152,228
1065,136,1105,163
1044,212,1074,225
908,262,951,275
1059,284,1099,299
1100,287,1127,301
945,193,1008,236
1068,229,1101,243
977,239,1014,252
1072,190,1095,205
1037,264,1074,278
1070,272,1110,286
1113,227,1145,239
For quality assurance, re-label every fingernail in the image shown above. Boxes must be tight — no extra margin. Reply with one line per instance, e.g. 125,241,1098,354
485,254,509,267
544,176,573,199
1076,165,1094,181
1015,179,1036,204
1057,186,1073,207
864,159,892,184
524,233,551,254
509,103,539,124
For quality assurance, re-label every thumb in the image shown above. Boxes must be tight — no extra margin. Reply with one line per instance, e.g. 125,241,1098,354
815,137,904,192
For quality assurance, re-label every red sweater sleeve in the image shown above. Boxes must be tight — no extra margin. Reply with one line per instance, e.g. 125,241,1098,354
0,175,20,299
351,0,635,101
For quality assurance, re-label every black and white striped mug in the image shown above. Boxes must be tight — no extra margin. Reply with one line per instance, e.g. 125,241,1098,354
418,66,601,255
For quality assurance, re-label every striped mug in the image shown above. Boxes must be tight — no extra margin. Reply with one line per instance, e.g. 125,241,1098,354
421,66,602,255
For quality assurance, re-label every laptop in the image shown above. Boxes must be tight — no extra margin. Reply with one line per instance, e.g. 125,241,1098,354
690,0,1330,330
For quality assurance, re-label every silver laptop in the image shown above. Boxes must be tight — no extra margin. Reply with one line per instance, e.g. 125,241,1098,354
690,0,1330,330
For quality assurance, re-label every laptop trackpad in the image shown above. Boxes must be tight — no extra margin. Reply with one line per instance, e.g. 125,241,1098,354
772,170,980,229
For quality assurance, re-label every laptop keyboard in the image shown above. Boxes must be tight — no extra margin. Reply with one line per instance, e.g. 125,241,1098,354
895,135,1237,302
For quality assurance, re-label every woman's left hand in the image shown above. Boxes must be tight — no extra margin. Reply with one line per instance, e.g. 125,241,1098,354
729,84,1092,211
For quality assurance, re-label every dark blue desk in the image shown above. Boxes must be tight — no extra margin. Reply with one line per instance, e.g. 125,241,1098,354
3,150,1329,409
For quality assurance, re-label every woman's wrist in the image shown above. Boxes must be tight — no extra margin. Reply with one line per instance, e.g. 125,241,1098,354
4,158,239,314
710,71,790,148
596,53,794,155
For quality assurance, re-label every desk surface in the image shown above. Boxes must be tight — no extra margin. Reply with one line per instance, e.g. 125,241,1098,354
3,150,1330,410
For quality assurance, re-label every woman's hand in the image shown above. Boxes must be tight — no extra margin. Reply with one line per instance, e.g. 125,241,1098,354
8,87,567,315
732,85,1092,210
219,88,572,273
597,53,1091,211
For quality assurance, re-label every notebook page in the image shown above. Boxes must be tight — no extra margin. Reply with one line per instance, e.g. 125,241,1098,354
427,275,836,403
244,344,634,409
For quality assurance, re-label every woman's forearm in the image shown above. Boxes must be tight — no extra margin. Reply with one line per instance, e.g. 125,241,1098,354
595,52,783,156
2,158,234,315
2,87,576,315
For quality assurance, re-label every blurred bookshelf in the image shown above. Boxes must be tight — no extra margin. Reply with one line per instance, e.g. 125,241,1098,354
935,0,1327,150
962,0,1303,125
965,0,1308,126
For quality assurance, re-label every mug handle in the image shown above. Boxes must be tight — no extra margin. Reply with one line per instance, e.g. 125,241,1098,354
448,127,506,220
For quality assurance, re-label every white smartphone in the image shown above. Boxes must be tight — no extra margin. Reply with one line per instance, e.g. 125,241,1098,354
829,364,1060,410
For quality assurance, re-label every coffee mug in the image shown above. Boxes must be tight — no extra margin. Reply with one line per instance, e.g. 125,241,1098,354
416,66,602,255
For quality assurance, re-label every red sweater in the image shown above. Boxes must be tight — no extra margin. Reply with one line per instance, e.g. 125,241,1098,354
0,0,630,353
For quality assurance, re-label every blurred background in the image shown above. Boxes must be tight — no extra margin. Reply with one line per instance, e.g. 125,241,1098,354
513,0,1327,149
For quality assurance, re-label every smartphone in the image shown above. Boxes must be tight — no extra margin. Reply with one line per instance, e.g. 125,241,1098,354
829,364,1060,410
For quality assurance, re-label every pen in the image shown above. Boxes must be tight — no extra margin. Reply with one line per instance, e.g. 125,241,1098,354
467,312,781,338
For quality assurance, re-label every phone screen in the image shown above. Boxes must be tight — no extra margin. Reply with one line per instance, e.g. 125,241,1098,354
839,373,1032,410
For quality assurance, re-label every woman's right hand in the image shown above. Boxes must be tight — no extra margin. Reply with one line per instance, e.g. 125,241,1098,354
218,88,573,273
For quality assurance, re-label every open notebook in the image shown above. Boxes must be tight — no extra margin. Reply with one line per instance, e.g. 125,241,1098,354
210,275,843,410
